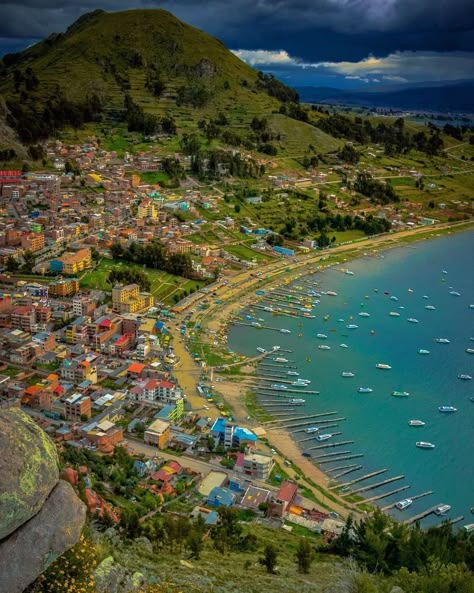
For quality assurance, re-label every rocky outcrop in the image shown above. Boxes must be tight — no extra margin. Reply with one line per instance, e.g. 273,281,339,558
0,408,86,593
0,480,87,593
0,408,59,539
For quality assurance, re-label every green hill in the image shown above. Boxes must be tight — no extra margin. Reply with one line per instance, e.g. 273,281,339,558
0,9,299,147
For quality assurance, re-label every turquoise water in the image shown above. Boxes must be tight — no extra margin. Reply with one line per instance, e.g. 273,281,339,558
228,230,474,524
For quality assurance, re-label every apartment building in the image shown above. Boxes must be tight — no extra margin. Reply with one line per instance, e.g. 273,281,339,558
64,393,92,421
112,284,153,314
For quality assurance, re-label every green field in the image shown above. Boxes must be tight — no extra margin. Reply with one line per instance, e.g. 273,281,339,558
80,259,205,304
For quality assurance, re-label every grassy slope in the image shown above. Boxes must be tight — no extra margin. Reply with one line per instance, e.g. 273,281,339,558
0,9,279,130
268,113,343,155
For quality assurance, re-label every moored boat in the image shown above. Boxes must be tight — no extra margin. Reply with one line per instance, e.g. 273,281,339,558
392,391,410,397
327,291,338,296
416,441,435,449
407,318,419,323
342,371,355,377
435,338,450,343
273,357,288,362
287,371,299,376
376,363,392,370
316,433,333,441
389,311,400,317
358,387,373,393
346,324,358,329
466,348,474,354
418,349,430,354
434,504,451,515
280,328,291,334
359,312,370,317
256,347,267,353
289,398,305,404
395,498,413,510
408,420,425,426
425,305,436,310
316,333,328,339
318,344,331,350
439,406,457,413
458,374,472,380
340,343,348,348
449,291,461,296
305,426,319,434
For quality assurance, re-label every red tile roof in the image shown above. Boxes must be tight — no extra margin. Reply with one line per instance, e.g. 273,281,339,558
276,480,298,503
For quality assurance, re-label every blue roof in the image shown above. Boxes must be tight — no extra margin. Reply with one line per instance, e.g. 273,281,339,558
208,487,234,507
234,427,257,442
154,404,175,419
205,511,219,525
211,417,226,434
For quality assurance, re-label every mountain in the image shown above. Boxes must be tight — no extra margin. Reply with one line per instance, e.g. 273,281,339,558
297,80,474,113
0,9,303,149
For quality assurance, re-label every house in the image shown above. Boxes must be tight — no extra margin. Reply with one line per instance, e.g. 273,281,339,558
144,418,170,449
270,480,299,516
64,393,92,421
235,451,273,480
151,460,182,483
240,485,271,511
207,486,235,508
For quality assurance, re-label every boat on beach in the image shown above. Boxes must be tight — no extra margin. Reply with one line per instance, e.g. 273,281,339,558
376,363,392,370
416,441,435,449
439,406,457,413
395,498,413,510
408,420,425,426
358,387,373,393
392,391,410,397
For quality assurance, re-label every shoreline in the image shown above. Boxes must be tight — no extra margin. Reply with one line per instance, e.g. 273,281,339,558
172,221,474,518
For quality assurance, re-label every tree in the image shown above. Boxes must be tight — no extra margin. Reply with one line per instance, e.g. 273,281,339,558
207,435,215,451
296,539,314,574
260,544,278,574
22,249,36,272
5,256,19,273
187,532,203,560
234,204,241,213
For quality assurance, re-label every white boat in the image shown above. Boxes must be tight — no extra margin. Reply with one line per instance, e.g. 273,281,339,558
280,328,291,334
345,270,354,275
464,524,474,533
416,441,435,449
418,349,430,355
389,311,400,317
346,324,358,329
359,312,370,317
407,318,419,323
439,406,457,413
327,291,338,296
458,374,472,380
425,305,436,310
271,384,287,390
450,291,461,296
469,305,474,309
272,345,281,350
423,295,429,299
358,387,373,393
408,420,425,426
442,270,448,274
466,348,474,354
289,398,305,404
376,363,392,370
287,371,299,376
256,347,267,353
392,391,410,397
316,433,333,441
395,498,413,510
340,343,348,348
390,296,399,301
316,333,328,339
342,372,355,377
318,345,331,350
305,426,319,434
435,338,450,344
337,318,345,322
273,357,288,362
434,504,451,515
408,289,414,293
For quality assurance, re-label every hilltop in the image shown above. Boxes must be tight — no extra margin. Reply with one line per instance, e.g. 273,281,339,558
0,9,322,151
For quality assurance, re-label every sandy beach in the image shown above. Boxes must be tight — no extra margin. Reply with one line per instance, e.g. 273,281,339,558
169,221,474,517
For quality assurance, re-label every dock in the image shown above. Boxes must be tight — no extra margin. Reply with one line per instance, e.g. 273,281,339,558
265,411,339,426
328,463,361,473
350,475,405,495
233,321,287,332
403,504,445,525
446,516,464,526
298,431,343,444
381,491,433,512
361,485,410,504
308,440,354,452
318,453,364,465
332,465,363,479
332,469,387,490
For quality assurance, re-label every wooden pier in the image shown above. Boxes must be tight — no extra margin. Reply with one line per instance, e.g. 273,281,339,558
318,454,364,464
350,475,405,495
332,469,387,490
256,387,320,394
328,463,360,473
265,411,339,426
381,491,433,512
403,504,444,525
446,516,464,526
307,439,352,451
332,465,363,479
313,450,352,460
361,485,410,504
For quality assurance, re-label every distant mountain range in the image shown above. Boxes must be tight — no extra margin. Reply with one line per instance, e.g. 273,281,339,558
297,80,474,113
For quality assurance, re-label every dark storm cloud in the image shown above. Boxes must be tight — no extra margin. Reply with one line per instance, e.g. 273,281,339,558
1,0,474,40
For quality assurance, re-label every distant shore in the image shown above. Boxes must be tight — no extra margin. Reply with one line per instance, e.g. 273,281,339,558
173,220,474,517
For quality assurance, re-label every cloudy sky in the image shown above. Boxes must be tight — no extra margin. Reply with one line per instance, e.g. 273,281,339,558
1,0,473,88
